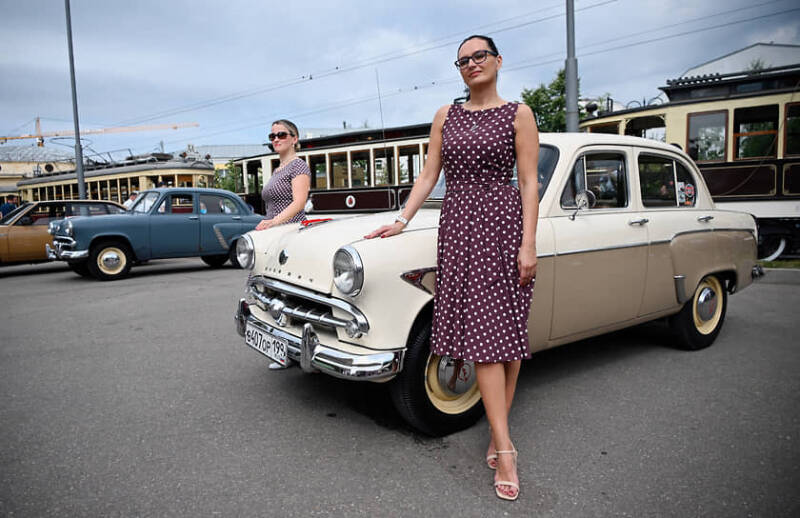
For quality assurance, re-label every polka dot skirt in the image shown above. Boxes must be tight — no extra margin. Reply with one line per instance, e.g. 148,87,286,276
262,157,311,222
429,102,534,364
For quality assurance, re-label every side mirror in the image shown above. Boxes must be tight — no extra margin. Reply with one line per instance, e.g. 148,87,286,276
570,190,596,220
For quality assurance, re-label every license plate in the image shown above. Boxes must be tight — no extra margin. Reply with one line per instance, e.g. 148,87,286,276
245,322,288,366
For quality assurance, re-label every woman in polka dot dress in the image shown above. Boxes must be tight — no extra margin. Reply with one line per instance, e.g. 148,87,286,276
257,119,312,231
366,35,539,501
258,119,312,370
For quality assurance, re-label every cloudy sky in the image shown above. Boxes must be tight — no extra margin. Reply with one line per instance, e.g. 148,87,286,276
1,0,798,158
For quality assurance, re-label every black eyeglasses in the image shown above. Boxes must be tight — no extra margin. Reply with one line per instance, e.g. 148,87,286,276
454,50,498,69
268,131,294,141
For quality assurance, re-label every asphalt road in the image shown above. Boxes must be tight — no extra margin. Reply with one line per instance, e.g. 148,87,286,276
1,260,798,517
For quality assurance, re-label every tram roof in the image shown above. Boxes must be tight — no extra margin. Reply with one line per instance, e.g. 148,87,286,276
17,159,214,187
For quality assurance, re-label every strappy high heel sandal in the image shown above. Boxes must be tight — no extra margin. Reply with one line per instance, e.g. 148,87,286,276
486,426,497,469
494,447,519,501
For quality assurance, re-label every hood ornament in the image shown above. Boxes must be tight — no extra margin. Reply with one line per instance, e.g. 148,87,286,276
279,249,289,265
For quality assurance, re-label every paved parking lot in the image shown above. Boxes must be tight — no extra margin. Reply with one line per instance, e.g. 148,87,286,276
1,259,798,517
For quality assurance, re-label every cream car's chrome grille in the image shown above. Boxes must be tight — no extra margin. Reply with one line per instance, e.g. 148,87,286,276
246,275,369,338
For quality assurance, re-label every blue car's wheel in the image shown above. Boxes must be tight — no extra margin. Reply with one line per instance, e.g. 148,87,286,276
88,240,133,281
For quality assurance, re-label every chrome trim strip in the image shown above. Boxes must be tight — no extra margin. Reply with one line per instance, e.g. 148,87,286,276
673,229,713,238
249,276,369,334
674,275,689,305
557,242,648,257
714,227,757,235
235,299,402,381
537,252,555,259
650,239,671,246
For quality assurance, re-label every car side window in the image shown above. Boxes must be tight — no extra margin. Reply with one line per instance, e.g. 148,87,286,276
158,194,194,214
639,154,697,208
25,203,66,225
561,152,628,209
199,194,239,215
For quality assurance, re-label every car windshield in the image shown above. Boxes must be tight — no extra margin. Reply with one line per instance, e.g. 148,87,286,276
130,192,160,213
429,144,559,200
0,203,31,225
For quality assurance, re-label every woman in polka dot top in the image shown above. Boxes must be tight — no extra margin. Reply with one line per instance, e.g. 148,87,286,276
366,35,539,501
256,119,312,231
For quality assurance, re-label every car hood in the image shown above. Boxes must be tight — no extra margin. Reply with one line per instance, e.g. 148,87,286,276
51,212,134,236
251,209,440,294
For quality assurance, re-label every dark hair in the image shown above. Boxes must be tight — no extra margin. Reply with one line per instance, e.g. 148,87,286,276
271,119,301,151
457,34,499,57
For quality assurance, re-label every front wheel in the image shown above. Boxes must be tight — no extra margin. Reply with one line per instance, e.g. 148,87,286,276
68,261,92,278
389,321,484,436
87,240,133,281
669,274,728,350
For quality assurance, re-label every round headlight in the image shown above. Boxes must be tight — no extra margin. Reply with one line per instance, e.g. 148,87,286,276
236,234,255,270
333,246,364,297
64,219,73,237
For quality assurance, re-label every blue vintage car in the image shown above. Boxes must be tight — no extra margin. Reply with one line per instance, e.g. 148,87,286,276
48,188,264,280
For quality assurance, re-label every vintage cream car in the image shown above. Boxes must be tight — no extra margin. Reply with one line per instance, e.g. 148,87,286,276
234,133,762,436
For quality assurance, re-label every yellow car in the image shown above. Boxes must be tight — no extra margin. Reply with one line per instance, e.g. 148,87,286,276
0,200,126,265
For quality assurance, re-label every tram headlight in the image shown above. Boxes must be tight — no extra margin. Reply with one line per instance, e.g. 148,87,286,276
236,234,255,270
333,246,364,297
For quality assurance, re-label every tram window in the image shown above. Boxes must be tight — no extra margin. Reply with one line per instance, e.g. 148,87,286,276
786,104,800,156
374,148,394,185
561,152,627,209
308,154,327,189
130,177,139,193
688,111,727,162
625,116,666,142
589,122,619,135
399,146,420,183
700,165,776,197
330,153,347,188
734,105,778,159
351,151,370,187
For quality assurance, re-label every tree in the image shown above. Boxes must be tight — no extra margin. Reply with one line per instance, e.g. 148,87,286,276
215,160,241,193
521,69,585,132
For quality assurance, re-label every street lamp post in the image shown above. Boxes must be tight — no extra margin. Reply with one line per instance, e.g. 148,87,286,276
64,0,86,199
565,0,579,132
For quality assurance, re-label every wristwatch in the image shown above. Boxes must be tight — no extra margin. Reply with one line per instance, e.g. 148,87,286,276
395,215,408,226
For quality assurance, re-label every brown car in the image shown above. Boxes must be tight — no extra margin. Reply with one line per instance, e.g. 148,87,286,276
0,200,126,265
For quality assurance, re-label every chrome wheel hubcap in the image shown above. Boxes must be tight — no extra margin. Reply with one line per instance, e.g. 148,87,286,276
696,287,717,322
436,357,476,397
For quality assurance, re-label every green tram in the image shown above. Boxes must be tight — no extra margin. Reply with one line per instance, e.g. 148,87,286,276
580,65,800,260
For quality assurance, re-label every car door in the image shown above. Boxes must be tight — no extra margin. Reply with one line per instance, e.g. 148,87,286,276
635,150,710,315
198,193,243,253
149,193,200,257
6,202,65,261
548,147,649,339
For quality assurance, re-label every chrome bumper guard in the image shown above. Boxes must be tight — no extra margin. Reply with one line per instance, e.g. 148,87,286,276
235,299,403,381
46,240,89,261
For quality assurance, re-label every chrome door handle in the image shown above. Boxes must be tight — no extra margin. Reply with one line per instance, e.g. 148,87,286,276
231,216,241,220
697,215,714,222
628,217,649,226
189,216,199,220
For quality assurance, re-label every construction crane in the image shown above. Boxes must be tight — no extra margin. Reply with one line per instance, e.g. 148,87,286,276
0,117,199,146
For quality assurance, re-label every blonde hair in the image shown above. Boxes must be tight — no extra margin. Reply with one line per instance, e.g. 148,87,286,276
272,119,301,151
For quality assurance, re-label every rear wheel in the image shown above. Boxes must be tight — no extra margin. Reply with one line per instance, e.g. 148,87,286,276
669,274,727,350
758,235,787,261
229,239,242,269
389,321,484,436
68,261,92,278
87,240,133,281
201,254,228,268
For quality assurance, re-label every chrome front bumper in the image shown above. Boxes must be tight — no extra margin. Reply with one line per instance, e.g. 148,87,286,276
235,298,404,381
46,239,89,261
